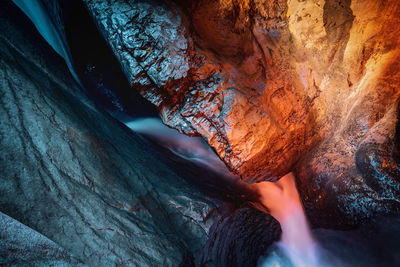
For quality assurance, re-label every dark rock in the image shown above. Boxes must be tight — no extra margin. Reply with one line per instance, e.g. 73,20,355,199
3,1,400,266
83,0,315,181
62,0,159,118
356,103,400,198
198,207,281,267
83,0,400,228
0,212,84,266
0,2,224,265
295,100,400,229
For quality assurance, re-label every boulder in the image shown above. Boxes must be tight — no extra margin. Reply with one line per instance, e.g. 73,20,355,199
84,0,400,226
0,2,224,265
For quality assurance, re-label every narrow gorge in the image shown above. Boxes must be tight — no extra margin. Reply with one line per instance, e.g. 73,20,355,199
1,0,400,266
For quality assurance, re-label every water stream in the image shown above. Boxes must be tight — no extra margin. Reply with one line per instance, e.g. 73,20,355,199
250,173,321,267
12,2,363,266
12,0,82,87
128,118,325,266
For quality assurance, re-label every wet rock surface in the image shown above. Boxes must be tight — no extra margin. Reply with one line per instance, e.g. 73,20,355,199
84,0,400,227
0,212,84,266
2,0,400,265
296,101,400,228
0,2,227,265
62,0,160,118
198,207,281,267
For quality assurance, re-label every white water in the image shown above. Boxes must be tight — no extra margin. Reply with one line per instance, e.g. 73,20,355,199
14,3,330,265
276,208,318,267
128,118,329,267
126,118,239,179
12,0,237,181
12,0,82,87
128,118,324,266
250,173,322,267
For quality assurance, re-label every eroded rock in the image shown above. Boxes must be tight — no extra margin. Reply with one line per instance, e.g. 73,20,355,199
0,212,84,266
0,2,224,265
198,207,281,267
84,0,400,226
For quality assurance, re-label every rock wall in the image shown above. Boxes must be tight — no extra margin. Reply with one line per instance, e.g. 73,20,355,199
0,2,225,265
84,0,400,226
0,212,83,266
198,207,281,267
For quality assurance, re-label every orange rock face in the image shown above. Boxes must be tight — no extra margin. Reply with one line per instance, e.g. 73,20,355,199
166,0,400,183
85,0,400,225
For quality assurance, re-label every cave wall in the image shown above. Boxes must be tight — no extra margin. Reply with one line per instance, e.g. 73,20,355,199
0,212,82,265
0,2,226,265
83,0,400,227
2,0,400,264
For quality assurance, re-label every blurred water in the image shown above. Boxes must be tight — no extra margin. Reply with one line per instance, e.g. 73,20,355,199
251,173,325,267
127,119,345,267
126,118,239,180
13,3,400,266
12,0,82,86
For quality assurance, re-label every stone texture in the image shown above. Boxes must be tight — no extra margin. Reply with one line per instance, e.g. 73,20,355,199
198,207,281,267
293,0,400,227
296,101,400,228
0,212,84,266
84,0,400,227
0,2,225,265
80,0,341,181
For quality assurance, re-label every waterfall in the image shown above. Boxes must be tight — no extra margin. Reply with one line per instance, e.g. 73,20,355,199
12,0,82,87
126,118,239,180
251,173,321,267
128,119,329,267
128,118,326,267
9,1,400,266
10,3,343,265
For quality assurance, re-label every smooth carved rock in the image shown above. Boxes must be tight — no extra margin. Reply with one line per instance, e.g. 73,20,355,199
0,3,224,265
198,207,281,267
84,0,313,181
84,0,400,226
82,0,399,179
0,212,83,266
294,0,400,227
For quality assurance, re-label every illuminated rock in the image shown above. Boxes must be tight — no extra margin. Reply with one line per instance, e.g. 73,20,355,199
84,0,400,226
0,3,224,265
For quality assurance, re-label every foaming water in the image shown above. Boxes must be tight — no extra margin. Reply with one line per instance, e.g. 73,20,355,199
126,118,239,179
128,119,328,267
250,173,321,267
11,3,400,266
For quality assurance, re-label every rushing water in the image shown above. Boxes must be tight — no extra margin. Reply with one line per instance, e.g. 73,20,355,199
12,0,82,86
15,3,400,266
128,119,329,266
246,173,322,267
126,118,239,179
